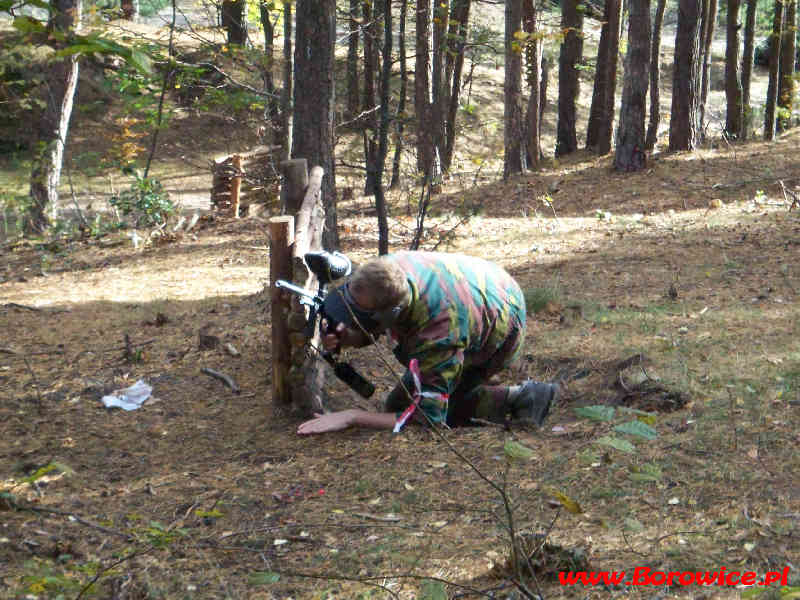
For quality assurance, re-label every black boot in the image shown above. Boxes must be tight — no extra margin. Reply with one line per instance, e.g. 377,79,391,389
509,381,559,426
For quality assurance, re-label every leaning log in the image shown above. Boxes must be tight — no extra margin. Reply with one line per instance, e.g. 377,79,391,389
286,165,327,416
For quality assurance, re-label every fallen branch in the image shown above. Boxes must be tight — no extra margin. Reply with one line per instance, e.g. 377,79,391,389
352,512,402,522
0,303,71,315
13,502,134,542
2,302,42,312
76,546,154,600
201,367,241,394
469,417,506,429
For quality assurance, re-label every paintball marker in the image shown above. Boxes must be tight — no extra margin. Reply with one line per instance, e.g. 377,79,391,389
275,251,376,399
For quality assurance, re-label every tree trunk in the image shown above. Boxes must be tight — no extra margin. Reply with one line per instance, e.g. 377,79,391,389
373,0,393,255
390,0,408,189
586,0,622,154
698,0,716,138
523,0,542,166
540,56,550,122
362,0,377,125
292,0,338,249
504,0,524,177
415,0,436,180
764,0,783,140
777,0,796,132
431,0,448,174
614,0,650,171
260,3,278,122
278,1,292,164
645,0,667,150
556,0,584,156
347,0,360,122
221,0,247,45
668,0,702,151
121,0,138,20
27,0,81,233
442,0,471,172
740,0,757,139
724,0,744,138
362,0,380,195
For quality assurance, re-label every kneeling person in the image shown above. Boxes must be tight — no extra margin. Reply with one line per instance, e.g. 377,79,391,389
296,251,558,435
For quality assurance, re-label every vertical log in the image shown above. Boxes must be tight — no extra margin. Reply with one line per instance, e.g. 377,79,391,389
269,215,295,404
231,154,242,218
280,158,308,214
288,166,327,416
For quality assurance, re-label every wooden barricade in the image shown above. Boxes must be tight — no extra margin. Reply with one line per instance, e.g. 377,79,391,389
269,159,327,415
212,145,281,217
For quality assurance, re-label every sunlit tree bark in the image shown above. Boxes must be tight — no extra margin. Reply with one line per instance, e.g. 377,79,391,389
777,0,796,132
614,0,650,171
645,0,668,150
27,0,81,233
740,0,757,139
724,0,744,138
764,0,783,140
586,0,622,154
556,0,583,156
523,0,542,166
668,0,702,151
293,0,338,248
504,0,524,177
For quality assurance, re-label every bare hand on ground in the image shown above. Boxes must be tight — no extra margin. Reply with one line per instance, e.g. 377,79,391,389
297,411,353,435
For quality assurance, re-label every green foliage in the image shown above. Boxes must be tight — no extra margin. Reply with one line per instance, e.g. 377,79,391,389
613,420,658,440
248,571,281,585
18,557,100,598
0,36,46,144
523,277,562,313
138,0,172,18
109,171,174,227
22,461,75,484
141,520,187,547
628,462,663,482
573,405,659,455
419,580,448,600
573,405,615,422
594,435,636,454
503,439,536,461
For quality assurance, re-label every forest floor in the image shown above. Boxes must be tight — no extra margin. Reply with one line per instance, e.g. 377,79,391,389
1,11,800,600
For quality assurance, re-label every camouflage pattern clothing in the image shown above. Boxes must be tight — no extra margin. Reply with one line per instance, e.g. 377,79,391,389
382,252,526,425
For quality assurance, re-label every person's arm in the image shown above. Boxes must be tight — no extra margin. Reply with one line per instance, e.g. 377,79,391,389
321,321,375,351
297,409,396,435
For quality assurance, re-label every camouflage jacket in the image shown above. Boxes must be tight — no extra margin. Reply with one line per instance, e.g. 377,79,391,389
385,251,526,423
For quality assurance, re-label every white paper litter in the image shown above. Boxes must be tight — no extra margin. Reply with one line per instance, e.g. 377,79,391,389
101,380,153,411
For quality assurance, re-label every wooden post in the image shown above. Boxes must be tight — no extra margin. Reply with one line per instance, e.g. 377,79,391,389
231,154,242,218
280,158,308,214
269,215,294,404
271,160,329,416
